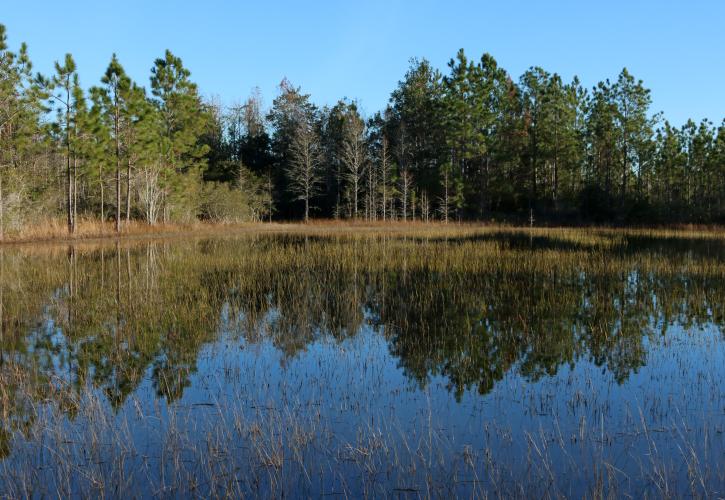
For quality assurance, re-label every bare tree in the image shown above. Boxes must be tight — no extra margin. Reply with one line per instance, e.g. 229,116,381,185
400,168,413,221
421,190,430,222
365,143,378,220
235,165,271,222
137,162,163,225
287,118,322,222
341,113,366,219
378,135,392,221
411,189,419,220
439,162,451,223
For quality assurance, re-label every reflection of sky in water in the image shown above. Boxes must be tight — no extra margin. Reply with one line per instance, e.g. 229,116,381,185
180,319,723,495
23,308,722,495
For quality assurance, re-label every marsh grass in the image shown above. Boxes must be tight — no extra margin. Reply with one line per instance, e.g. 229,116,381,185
1,217,723,246
0,226,723,497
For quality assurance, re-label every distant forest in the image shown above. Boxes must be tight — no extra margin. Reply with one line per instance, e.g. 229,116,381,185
1,23,723,236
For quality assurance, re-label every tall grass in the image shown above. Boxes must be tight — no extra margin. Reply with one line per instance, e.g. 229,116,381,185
1,217,723,245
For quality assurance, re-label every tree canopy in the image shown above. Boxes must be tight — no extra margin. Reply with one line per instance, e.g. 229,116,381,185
0,23,722,237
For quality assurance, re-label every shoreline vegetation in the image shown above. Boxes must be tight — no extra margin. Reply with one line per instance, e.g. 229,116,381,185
0,218,723,246
1,23,724,242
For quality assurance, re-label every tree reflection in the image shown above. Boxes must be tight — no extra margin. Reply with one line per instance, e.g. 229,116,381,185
0,232,721,448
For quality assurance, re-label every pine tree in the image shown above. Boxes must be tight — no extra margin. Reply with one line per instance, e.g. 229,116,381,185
40,53,79,234
583,80,618,217
443,50,507,217
150,50,210,222
611,68,656,212
521,69,584,210
388,58,445,203
87,87,113,223
0,25,42,239
98,54,131,231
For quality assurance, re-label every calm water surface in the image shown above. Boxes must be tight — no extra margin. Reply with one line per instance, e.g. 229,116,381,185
0,230,723,497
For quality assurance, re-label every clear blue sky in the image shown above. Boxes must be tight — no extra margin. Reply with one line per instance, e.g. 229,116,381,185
3,0,723,125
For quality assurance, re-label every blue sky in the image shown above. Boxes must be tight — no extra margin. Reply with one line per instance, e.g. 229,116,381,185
3,0,723,125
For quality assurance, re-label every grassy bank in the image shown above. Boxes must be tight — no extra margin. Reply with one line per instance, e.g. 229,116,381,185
1,217,724,247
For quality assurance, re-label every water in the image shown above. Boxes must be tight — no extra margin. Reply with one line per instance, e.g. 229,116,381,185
0,230,723,497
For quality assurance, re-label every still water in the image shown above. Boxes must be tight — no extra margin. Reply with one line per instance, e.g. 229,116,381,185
0,229,723,497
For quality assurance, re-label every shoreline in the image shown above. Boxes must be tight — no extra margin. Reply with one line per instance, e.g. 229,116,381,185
0,219,723,247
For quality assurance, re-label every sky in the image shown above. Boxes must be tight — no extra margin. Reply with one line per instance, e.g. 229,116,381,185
2,0,724,125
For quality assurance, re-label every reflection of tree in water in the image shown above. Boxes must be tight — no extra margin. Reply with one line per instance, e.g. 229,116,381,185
0,242,230,407
0,362,44,459
378,267,583,399
0,233,721,441
383,262,723,397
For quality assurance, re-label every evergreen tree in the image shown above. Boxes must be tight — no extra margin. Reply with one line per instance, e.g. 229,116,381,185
611,68,656,212
98,54,131,231
443,50,509,217
521,69,584,211
0,25,42,238
150,50,210,222
320,100,355,218
87,87,113,222
388,59,445,202
582,80,618,218
40,53,79,233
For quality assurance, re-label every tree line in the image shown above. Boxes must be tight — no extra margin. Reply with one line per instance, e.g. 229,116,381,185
1,24,723,236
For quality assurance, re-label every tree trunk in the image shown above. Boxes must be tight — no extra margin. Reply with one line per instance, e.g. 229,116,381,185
100,164,105,226
553,115,559,211
354,173,358,219
483,156,490,217
66,87,74,235
115,110,121,233
126,158,131,223
0,172,3,241
267,171,273,223
402,172,408,221
621,131,628,210
443,167,450,224
116,161,121,232
0,250,3,350
381,148,387,221
73,155,78,228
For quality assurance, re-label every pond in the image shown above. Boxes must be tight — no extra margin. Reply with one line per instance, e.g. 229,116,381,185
0,228,723,497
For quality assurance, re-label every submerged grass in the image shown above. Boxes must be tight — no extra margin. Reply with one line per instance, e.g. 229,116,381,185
0,227,723,497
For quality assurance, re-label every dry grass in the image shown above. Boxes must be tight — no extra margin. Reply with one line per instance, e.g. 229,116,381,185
1,217,723,247
0,217,242,245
